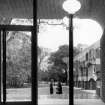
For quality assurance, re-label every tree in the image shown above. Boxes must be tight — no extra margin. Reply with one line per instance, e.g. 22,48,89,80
5,18,33,88
73,47,80,57
38,47,50,71
6,31,31,87
48,45,69,83
38,47,51,81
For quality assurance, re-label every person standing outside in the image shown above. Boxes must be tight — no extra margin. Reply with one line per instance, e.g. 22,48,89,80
56,81,62,94
50,79,54,94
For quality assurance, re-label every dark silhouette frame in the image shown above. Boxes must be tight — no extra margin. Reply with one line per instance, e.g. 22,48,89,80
0,24,37,105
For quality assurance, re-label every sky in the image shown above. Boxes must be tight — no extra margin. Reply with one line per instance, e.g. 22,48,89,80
38,18,103,52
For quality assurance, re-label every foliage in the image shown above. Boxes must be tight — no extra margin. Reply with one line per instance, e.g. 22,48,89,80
38,70,49,81
48,45,69,82
6,31,50,87
48,45,80,83
73,47,80,57
38,47,50,71
6,31,31,88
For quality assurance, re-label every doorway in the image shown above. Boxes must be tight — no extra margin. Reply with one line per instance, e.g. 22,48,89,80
0,25,36,105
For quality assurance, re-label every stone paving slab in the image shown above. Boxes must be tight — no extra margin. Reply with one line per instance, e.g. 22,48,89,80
74,87,96,94
38,99,105,105
38,99,69,105
74,99,105,105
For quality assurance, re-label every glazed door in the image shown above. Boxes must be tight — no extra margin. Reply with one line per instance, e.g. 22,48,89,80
0,25,37,105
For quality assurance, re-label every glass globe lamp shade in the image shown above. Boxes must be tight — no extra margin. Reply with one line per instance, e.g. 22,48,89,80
62,0,81,14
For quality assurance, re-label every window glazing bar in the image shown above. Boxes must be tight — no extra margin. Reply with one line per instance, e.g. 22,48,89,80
31,29,37,104
0,30,1,102
3,30,6,103
32,0,37,103
0,25,33,31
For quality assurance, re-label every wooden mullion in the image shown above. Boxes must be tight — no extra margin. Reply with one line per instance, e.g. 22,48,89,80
2,30,6,103
0,25,33,31
0,30,1,102
32,0,37,104
31,29,37,104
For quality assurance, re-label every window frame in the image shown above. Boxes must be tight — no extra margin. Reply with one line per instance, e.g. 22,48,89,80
0,25,37,105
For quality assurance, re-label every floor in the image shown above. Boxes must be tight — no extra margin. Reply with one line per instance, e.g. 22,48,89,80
1,86,105,105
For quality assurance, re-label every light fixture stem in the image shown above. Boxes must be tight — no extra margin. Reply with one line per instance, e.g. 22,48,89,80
69,14,74,105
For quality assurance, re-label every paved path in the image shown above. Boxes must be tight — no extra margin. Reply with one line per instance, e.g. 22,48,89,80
38,98,105,105
4,87,105,105
6,88,31,101
38,87,105,105
38,99,69,105
74,88,99,99
74,99,105,105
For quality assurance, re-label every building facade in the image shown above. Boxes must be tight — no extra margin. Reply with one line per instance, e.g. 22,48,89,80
101,31,105,102
74,40,101,96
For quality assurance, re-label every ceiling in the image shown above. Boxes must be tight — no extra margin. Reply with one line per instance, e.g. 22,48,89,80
0,0,33,18
0,0,105,28
37,0,105,28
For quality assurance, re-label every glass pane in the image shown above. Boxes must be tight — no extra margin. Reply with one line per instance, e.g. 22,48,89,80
37,19,69,105
73,19,103,104
6,31,32,102
1,31,3,101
